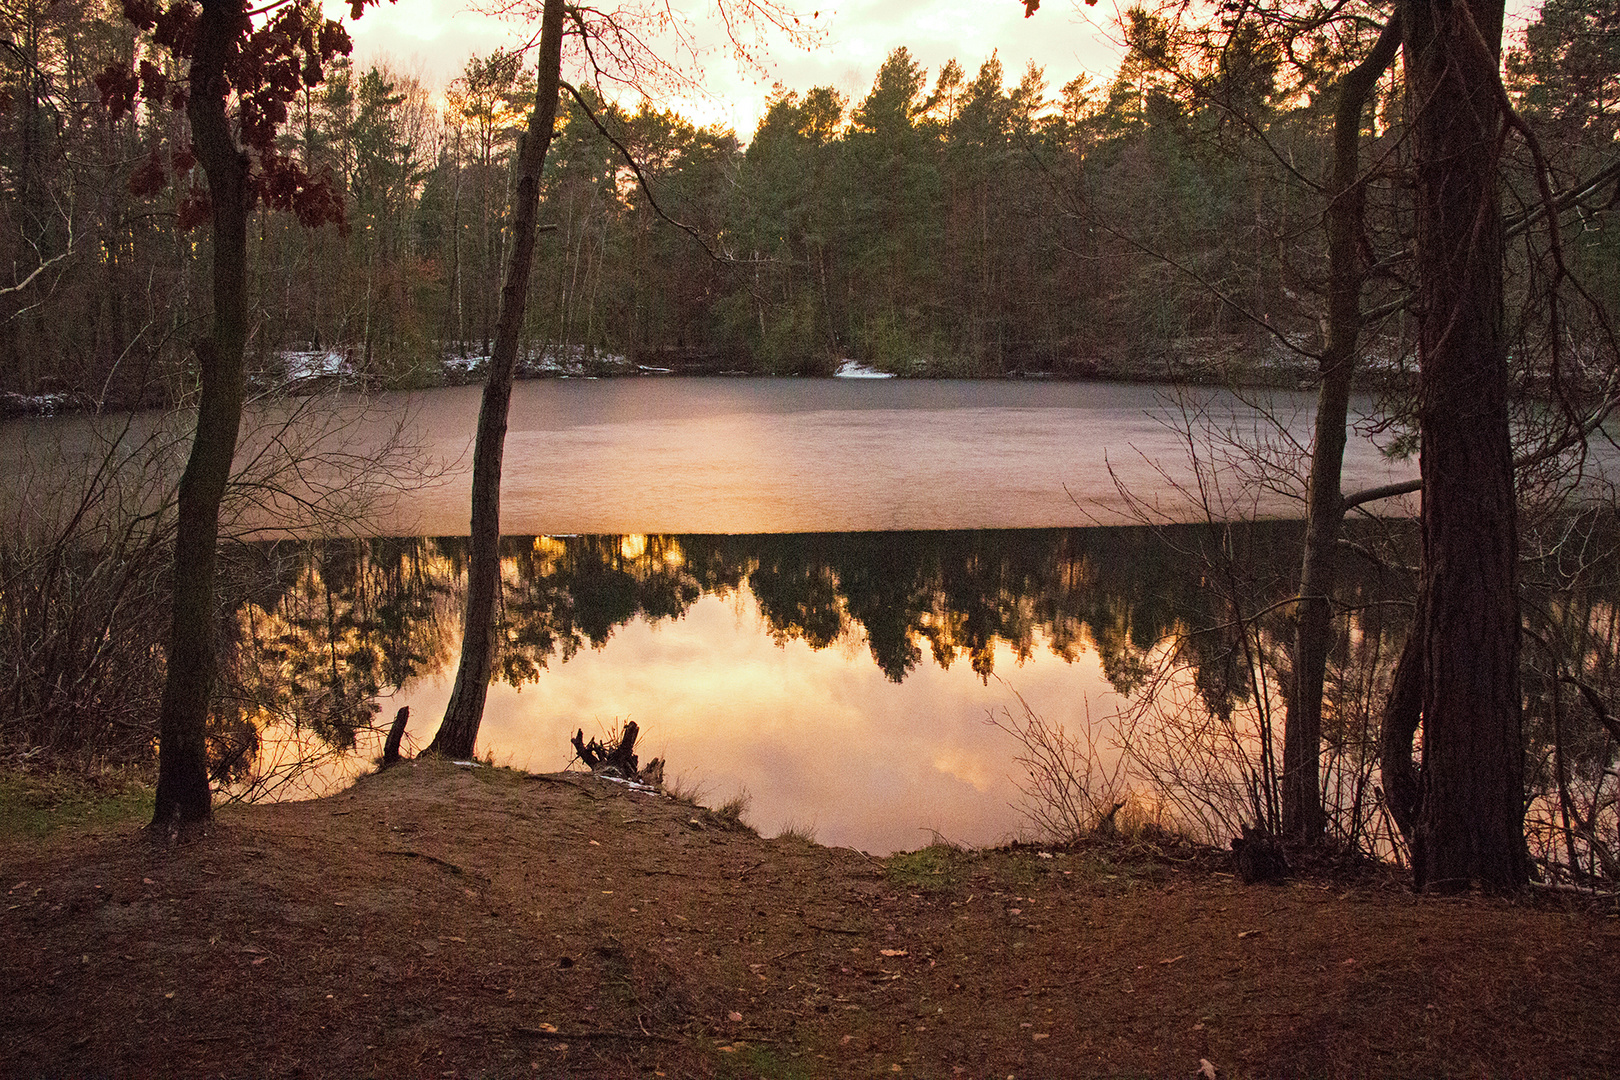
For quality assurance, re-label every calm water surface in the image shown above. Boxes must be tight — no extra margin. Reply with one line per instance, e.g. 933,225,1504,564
234,523,1351,853
366,378,1419,533
8,378,1422,850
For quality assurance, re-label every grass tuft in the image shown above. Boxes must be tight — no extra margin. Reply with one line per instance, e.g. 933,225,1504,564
886,842,965,889
707,788,755,832
664,769,711,806
775,820,818,844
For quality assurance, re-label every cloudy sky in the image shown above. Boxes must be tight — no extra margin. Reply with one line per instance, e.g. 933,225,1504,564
331,0,1131,138
332,0,1547,141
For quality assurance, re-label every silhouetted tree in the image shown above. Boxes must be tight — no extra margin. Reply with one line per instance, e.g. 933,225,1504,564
100,0,369,832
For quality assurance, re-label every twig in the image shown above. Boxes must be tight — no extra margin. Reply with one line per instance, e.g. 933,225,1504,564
511,1026,675,1043
0,249,73,297
380,849,484,880
559,82,753,266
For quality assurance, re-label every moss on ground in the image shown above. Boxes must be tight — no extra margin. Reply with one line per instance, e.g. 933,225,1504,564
0,767,154,840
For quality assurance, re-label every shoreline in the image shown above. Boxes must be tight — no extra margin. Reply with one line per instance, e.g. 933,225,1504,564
3,758,1615,1079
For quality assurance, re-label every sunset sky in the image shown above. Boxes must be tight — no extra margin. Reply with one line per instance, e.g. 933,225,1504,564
332,0,1131,138
331,0,1549,141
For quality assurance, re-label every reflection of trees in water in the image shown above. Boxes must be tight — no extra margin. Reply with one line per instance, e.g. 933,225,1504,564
1517,514,1620,882
495,535,728,685
221,521,1619,876
1112,522,1421,849
1109,514,1620,877
224,539,459,769
230,523,1391,708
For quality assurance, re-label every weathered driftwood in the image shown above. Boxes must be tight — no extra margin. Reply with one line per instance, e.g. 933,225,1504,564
570,721,664,786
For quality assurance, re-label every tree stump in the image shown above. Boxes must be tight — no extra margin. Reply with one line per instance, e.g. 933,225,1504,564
381,707,409,767
1231,823,1289,884
571,721,662,785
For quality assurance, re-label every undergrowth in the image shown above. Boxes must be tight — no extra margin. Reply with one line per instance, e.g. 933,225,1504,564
0,763,154,840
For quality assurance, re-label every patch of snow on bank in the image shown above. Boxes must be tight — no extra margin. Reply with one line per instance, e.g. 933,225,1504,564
280,351,355,382
833,359,894,379
0,391,85,417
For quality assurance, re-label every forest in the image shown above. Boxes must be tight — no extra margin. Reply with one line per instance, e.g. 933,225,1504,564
2,0,1610,404
3,0,1620,898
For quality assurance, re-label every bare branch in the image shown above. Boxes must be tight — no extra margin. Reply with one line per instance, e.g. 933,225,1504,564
0,249,73,298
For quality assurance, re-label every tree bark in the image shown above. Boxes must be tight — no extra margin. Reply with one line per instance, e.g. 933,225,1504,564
382,706,409,766
1283,15,1402,844
1399,0,1529,892
428,0,566,760
151,0,251,834
1378,596,1425,845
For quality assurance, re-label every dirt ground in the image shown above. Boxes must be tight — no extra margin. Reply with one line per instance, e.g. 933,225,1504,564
3,759,1618,1080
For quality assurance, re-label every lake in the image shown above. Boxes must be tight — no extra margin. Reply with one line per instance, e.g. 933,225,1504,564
351,377,1419,534
6,377,1421,851
232,524,1374,854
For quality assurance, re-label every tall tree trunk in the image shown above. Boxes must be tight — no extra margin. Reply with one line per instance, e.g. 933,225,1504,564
427,0,565,759
151,0,251,833
1379,593,1426,845
1399,0,1529,892
1283,16,1402,844
442,135,464,353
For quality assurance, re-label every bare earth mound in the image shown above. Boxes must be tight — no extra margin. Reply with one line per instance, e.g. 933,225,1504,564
3,760,1617,1079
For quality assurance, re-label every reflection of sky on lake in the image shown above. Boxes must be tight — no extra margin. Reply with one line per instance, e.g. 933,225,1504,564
374,379,1422,534
385,589,1116,854
4,378,1433,852
0,378,1431,536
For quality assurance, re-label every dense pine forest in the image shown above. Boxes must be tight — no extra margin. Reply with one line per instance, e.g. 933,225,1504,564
3,0,1612,407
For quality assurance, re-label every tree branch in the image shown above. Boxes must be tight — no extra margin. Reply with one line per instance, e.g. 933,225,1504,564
559,81,763,266
0,249,73,297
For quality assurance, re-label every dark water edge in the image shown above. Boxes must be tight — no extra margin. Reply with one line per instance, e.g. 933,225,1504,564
1,337,1364,420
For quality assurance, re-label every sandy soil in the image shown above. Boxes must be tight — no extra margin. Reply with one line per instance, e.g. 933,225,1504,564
3,759,1617,1079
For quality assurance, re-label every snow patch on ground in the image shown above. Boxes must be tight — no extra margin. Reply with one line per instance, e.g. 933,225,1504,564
833,359,894,379
280,351,356,383
0,391,88,417
442,353,490,380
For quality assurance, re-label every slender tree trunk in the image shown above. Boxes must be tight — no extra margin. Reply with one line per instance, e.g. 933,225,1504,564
442,134,464,354
1379,593,1425,844
427,0,565,759
1283,16,1402,844
1400,0,1528,892
151,0,251,833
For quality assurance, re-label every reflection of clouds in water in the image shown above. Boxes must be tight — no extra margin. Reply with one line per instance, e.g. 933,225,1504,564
470,592,1116,853
931,746,996,793
222,524,1336,852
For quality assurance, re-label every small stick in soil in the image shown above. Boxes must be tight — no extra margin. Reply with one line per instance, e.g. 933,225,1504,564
381,849,484,880
769,947,811,962
511,1027,674,1043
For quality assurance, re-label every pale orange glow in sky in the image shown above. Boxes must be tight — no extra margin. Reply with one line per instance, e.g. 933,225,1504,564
334,0,1548,141
333,0,1128,138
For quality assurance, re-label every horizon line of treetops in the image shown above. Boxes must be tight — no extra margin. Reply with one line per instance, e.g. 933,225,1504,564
2,0,1612,408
